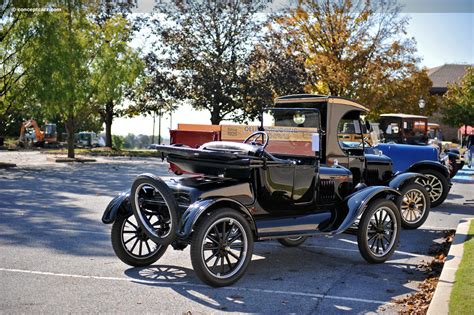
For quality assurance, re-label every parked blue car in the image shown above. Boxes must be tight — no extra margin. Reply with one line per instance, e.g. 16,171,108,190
366,143,451,207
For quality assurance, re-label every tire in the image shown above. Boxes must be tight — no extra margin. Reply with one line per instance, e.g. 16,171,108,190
414,169,450,208
190,208,254,287
397,183,431,229
277,236,308,247
130,174,179,246
357,199,400,264
111,213,168,267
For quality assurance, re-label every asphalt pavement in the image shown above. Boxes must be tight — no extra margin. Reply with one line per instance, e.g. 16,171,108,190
0,152,473,314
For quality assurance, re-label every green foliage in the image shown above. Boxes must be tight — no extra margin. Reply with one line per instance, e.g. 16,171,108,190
150,0,270,124
442,67,474,130
112,134,125,150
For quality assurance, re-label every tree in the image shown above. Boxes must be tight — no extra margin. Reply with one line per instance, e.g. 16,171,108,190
151,0,269,124
442,67,474,135
26,1,101,158
245,31,308,116
276,0,435,115
0,2,37,140
91,14,144,148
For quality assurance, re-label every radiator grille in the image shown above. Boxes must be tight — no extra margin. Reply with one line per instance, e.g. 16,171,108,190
319,179,335,203
366,168,380,185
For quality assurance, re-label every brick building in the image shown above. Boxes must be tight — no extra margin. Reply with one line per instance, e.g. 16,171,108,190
428,64,472,142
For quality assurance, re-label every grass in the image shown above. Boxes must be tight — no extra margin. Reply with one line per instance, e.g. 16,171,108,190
449,220,474,315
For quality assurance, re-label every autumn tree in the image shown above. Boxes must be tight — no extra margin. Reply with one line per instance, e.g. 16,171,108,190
150,0,269,124
276,0,435,115
442,67,474,135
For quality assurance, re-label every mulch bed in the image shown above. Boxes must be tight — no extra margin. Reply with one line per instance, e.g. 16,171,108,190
395,230,456,314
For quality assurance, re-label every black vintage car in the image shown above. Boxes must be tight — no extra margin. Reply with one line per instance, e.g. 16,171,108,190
102,107,422,287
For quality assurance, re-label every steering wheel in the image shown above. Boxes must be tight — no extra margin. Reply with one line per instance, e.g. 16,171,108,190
243,131,269,149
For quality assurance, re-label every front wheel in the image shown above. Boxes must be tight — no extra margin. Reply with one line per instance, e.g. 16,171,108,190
190,208,254,287
357,199,400,264
398,183,430,229
277,236,308,247
414,169,449,208
111,213,168,267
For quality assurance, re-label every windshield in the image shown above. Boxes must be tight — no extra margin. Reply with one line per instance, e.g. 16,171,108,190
262,108,321,156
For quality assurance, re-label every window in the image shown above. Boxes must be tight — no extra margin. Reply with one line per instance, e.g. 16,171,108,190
338,114,363,150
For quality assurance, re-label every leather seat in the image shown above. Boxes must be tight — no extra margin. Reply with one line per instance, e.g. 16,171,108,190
199,141,262,156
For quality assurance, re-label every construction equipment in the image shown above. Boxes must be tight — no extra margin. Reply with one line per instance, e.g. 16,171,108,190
19,120,57,147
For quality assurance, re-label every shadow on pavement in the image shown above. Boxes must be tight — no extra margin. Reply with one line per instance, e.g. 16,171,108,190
0,161,169,257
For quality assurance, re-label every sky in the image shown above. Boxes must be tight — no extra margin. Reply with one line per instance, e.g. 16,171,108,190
111,11,474,138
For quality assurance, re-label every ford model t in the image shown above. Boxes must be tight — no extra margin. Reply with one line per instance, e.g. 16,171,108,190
102,100,431,287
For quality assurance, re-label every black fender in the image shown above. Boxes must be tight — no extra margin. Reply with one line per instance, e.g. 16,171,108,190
101,191,132,224
407,160,450,179
177,197,256,240
388,172,428,191
329,186,401,234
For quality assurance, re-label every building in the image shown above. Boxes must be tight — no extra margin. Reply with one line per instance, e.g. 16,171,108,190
428,64,472,142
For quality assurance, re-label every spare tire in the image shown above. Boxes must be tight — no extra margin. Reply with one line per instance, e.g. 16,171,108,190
130,173,178,246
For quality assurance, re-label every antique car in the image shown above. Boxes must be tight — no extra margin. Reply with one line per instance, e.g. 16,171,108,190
375,114,463,177
378,113,428,145
103,107,406,287
272,95,452,208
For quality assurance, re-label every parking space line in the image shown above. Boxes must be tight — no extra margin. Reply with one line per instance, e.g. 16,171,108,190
0,267,392,305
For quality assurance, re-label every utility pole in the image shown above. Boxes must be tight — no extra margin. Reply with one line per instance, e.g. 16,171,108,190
152,111,156,144
158,109,162,145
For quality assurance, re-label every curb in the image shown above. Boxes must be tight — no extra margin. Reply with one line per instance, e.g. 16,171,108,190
427,218,472,315
46,156,96,163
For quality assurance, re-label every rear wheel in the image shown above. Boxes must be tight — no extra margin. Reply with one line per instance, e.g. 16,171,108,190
111,213,168,267
277,236,308,247
398,183,430,229
190,209,254,287
130,174,179,246
414,169,449,207
357,199,400,264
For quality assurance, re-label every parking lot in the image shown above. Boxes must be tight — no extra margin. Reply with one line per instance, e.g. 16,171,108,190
1,151,473,314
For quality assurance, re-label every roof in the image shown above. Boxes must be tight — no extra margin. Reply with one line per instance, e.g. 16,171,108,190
274,94,369,112
380,113,427,119
428,64,472,88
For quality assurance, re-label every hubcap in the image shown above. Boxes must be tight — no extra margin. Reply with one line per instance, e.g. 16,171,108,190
201,218,247,279
415,175,443,203
366,207,397,257
121,215,161,259
401,189,426,224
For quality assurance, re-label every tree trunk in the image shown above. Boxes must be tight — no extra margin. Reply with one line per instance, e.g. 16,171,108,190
210,106,221,125
105,100,114,148
65,115,75,159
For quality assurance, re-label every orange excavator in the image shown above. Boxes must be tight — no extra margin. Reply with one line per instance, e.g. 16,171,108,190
19,120,57,147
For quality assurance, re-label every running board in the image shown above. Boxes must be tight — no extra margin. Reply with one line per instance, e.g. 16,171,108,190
255,212,332,239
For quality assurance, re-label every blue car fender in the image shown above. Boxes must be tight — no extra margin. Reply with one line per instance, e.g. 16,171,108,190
329,186,401,234
101,191,132,224
177,198,256,240
388,172,428,191
407,160,450,179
